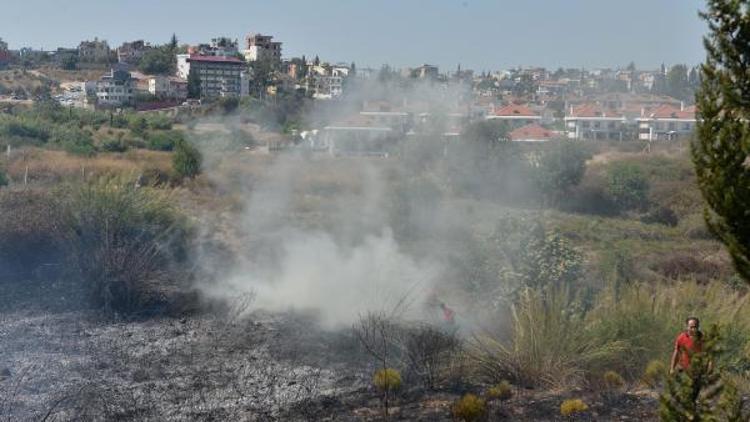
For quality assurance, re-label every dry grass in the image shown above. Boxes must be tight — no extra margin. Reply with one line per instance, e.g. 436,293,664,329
6,148,171,183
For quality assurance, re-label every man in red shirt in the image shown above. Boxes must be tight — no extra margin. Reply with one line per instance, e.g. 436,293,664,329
670,317,703,375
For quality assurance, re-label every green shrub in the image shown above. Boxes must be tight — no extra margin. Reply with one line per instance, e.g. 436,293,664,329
643,360,666,388
60,178,190,315
486,380,513,401
372,368,402,392
0,169,7,187
146,130,183,151
560,398,588,417
172,138,202,179
534,141,591,205
452,394,487,422
99,137,128,153
640,206,679,227
606,162,650,211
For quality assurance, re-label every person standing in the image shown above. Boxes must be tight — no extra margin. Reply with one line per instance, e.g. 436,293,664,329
670,317,703,375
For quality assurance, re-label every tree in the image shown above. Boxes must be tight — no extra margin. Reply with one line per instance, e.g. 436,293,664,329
606,162,649,211
534,141,590,205
169,33,178,51
172,139,202,179
187,70,201,99
693,0,750,285
138,47,175,75
666,64,691,102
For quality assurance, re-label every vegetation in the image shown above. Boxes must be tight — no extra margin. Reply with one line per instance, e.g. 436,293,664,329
452,394,487,422
486,380,513,401
372,368,402,393
606,162,650,211
172,138,202,179
693,0,750,285
560,399,589,417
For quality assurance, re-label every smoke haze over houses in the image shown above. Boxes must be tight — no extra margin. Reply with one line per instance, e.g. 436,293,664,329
3,0,706,71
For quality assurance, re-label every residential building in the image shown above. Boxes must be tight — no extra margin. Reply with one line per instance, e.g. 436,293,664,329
636,104,696,141
187,55,245,98
78,38,111,63
564,104,628,140
413,64,439,79
486,104,541,128
148,76,188,100
94,68,134,107
508,123,557,142
117,40,152,64
243,33,282,63
0,40,10,68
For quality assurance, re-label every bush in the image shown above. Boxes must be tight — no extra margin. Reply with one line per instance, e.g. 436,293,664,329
560,398,588,417
0,190,65,278
146,130,183,151
398,323,462,389
452,394,487,422
486,380,513,401
0,169,7,187
61,178,190,315
643,360,666,388
640,206,679,227
534,141,591,205
603,370,625,389
172,138,202,179
99,137,128,153
372,368,402,392
607,162,650,211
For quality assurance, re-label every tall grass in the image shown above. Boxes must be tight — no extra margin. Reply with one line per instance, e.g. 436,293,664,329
469,287,626,389
60,177,191,315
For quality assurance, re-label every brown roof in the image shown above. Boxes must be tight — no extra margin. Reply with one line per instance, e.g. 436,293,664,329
493,104,539,117
509,123,556,141
568,104,624,118
649,104,696,119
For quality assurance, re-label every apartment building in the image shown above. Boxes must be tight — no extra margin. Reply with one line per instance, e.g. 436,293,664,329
94,68,134,107
117,40,151,64
187,55,245,98
243,33,282,63
78,38,111,63
564,104,628,140
148,76,188,100
636,104,696,141
486,104,541,128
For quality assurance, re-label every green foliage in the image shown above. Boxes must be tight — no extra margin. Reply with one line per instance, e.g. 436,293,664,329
534,141,591,205
0,169,7,187
51,126,96,156
99,137,127,153
486,380,513,401
172,138,202,179
693,0,750,285
146,130,184,151
187,70,201,99
644,359,667,388
372,368,402,392
452,394,487,422
138,46,176,75
607,162,650,211
60,178,190,315
560,398,589,417
659,325,748,421
469,287,626,389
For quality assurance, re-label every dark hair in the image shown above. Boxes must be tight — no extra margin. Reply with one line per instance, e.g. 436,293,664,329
686,317,700,326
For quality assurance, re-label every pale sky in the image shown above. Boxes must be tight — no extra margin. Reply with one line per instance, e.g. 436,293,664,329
1,0,707,71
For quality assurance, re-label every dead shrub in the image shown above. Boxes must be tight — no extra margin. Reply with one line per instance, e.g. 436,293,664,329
651,252,725,282
397,323,462,390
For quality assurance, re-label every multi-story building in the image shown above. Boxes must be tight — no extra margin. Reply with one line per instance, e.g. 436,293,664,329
117,40,151,64
78,38,111,63
148,76,188,100
94,68,134,107
243,33,282,63
187,55,245,98
636,104,696,141
564,104,628,140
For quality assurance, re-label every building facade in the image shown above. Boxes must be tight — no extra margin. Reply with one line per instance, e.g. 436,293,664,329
187,55,245,98
78,38,111,63
94,68,134,107
636,105,696,141
243,33,282,63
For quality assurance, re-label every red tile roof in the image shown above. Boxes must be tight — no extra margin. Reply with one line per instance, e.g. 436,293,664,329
187,55,244,64
568,104,624,118
648,104,696,119
493,104,539,117
509,123,556,141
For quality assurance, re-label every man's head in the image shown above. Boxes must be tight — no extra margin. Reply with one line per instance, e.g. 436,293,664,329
686,317,700,335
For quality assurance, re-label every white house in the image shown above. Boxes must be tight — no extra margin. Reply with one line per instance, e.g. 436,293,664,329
636,104,696,141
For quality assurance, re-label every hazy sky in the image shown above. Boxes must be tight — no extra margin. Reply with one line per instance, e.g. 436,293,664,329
2,0,707,71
